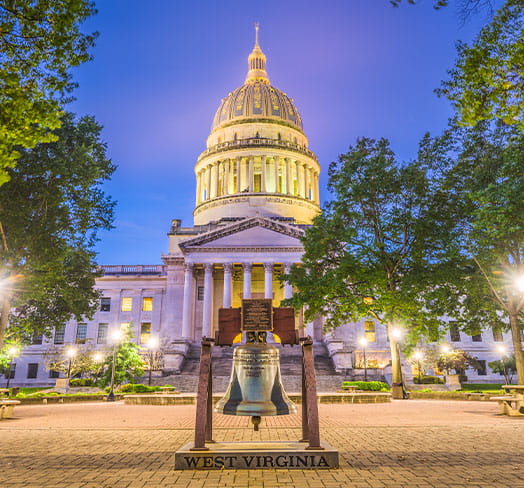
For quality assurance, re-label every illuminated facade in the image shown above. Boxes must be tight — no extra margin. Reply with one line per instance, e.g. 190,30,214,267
11,28,510,386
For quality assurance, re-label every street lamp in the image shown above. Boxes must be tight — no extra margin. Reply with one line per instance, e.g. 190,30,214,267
440,344,451,354
5,345,19,389
496,344,510,384
515,275,524,293
359,337,368,381
413,350,424,382
390,327,408,399
107,329,122,402
146,337,159,386
65,346,77,384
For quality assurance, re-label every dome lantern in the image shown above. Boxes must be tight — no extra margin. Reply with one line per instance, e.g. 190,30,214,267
246,23,269,84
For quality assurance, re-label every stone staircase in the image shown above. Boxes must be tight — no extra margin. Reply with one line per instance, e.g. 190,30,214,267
153,341,343,393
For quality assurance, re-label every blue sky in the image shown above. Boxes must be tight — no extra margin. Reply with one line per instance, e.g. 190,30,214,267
69,0,496,264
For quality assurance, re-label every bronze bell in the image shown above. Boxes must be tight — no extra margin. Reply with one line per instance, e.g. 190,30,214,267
214,335,297,430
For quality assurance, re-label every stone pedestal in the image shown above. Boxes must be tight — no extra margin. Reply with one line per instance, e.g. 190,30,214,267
175,441,339,470
446,374,462,390
163,341,191,375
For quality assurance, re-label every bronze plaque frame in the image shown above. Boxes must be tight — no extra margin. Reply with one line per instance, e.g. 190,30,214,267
241,299,273,331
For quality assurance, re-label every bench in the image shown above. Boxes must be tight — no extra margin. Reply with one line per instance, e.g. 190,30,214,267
0,388,10,397
465,392,485,400
159,386,178,394
340,385,359,393
0,400,21,419
490,395,523,416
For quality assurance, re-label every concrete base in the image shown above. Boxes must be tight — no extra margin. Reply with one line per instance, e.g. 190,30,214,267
175,441,339,470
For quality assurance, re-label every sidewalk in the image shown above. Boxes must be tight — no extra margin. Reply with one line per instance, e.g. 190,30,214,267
1,400,523,487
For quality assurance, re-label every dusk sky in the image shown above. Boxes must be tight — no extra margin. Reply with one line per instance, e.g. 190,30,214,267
69,0,497,265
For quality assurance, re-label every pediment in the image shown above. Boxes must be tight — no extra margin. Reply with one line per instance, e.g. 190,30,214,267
179,217,305,250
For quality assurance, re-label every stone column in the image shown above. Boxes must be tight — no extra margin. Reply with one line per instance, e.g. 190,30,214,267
285,158,291,195
298,162,305,198
261,156,266,192
283,263,293,299
242,262,252,299
264,263,273,300
315,172,320,203
196,171,202,205
224,159,230,195
181,263,194,339
206,165,212,200
274,157,279,192
236,157,241,193
248,157,254,192
202,264,213,338
223,263,233,308
216,161,221,196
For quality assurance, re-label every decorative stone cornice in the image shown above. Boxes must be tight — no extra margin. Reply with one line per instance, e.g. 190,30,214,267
161,255,185,266
179,216,305,250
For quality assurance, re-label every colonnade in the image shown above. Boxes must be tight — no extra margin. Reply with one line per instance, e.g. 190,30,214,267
195,156,319,205
180,262,295,339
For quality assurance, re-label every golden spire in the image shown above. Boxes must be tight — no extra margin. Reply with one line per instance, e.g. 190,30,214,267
245,22,269,84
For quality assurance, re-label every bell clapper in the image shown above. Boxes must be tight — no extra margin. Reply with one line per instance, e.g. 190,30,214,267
251,415,261,431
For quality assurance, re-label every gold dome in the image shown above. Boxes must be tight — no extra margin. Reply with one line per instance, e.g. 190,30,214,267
211,25,304,133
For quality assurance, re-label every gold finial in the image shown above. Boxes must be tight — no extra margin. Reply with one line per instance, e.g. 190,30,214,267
255,22,260,46
246,22,269,84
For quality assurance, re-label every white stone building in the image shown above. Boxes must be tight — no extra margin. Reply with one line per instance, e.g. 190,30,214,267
8,31,512,387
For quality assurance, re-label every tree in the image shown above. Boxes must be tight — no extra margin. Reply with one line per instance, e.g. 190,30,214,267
437,1,524,130
0,113,116,350
99,338,144,388
0,1,97,185
284,137,456,398
489,354,516,384
44,343,103,380
424,121,524,384
436,349,481,376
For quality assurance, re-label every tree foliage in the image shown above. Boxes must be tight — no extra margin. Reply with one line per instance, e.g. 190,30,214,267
437,1,524,129
99,337,145,388
44,343,103,379
488,353,516,384
0,1,97,185
0,113,116,349
285,137,455,342
436,349,481,374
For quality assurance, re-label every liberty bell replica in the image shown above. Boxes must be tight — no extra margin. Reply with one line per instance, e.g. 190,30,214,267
214,300,297,431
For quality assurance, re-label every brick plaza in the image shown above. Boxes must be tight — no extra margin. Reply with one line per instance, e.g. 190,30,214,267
1,400,523,488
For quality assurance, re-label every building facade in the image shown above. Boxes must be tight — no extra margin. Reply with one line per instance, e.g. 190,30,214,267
9,30,512,386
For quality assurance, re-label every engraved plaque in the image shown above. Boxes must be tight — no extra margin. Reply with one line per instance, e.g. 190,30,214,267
241,299,273,331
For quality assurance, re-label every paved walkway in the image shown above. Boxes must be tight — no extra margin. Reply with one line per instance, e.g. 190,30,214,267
1,400,523,487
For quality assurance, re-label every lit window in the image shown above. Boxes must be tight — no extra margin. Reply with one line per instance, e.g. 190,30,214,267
364,320,376,343
76,324,87,344
121,297,132,312
97,323,108,344
140,323,151,344
142,297,153,312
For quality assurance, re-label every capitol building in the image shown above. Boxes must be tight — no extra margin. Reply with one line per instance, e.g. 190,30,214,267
11,29,509,386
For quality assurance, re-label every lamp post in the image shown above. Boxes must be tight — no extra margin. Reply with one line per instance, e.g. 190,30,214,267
5,346,19,389
413,350,424,382
146,337,159,386
391,327,407,399
107,329,122,402
65,346,77,386
359,337,368,381
496,344,510,384
93,352,104,383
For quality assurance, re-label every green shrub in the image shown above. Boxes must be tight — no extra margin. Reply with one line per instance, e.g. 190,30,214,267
413,375,444,384
117,383,160,393
69,378,94,387
341,381,390,391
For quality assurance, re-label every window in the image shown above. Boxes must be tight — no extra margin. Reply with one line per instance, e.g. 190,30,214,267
140,323,151,344
449,323,461,342
477,360,487,376
197,286,204,301
142,297,153,312
49,369,60,379
492,327,503,342
121,297,132,312
364,320,376,343
31,333,43,345
471,333,482,342
27,363,39,379
54,325,65,344
97,323,108,344
5,363,15,379
76,323,87,344
100,297,111,312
